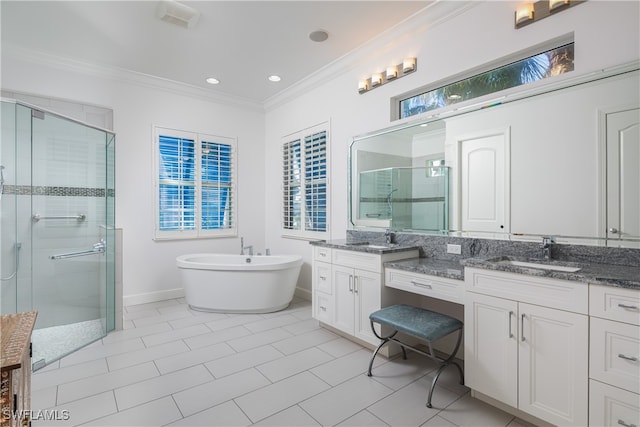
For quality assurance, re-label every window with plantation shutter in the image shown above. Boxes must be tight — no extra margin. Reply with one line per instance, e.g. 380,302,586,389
282,123,329,239
155,127,236,240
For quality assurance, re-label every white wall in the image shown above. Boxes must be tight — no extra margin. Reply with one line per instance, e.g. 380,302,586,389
1,51,266,304
264,1,640,293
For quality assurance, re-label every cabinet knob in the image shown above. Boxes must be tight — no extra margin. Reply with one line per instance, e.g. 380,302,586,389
609,227,619,234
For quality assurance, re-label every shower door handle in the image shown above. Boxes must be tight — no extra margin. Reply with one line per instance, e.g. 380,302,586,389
50,240,105,260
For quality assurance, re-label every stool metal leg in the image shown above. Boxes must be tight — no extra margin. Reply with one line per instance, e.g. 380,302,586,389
368,319,405,376
425,328,464,408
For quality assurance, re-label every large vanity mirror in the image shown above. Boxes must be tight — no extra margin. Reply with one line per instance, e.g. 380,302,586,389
349,63,639,246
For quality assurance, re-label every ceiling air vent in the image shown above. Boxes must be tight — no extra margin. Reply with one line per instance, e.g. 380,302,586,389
156,1,200,29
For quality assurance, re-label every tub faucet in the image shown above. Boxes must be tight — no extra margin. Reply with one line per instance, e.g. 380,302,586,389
243,245,254,256
541,236,555,260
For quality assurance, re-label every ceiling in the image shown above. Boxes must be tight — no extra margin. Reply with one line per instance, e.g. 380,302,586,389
1,1,431,104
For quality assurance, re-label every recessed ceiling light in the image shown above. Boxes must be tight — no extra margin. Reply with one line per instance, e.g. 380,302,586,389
309,30,329,42
268,75,281,82
205,77,220,85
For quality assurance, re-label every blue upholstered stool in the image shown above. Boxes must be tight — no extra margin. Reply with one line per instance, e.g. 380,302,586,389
367,304,464,408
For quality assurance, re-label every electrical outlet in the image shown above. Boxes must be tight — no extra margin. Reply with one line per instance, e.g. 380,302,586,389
447,244,461,255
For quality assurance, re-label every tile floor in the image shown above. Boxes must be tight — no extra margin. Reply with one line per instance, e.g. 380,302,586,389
32,297,534,426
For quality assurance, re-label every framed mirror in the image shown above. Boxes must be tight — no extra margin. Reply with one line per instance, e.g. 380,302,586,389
349,63,639,246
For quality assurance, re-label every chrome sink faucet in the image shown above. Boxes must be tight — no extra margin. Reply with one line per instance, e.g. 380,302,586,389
385,228,395,244
541,236,555,260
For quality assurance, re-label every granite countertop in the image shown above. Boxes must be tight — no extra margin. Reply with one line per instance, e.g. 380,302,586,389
310,239,420,254
385,258,465,281
462,256,640,290
310,239,639,290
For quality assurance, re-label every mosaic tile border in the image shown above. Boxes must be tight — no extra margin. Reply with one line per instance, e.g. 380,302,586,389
3,185,114,197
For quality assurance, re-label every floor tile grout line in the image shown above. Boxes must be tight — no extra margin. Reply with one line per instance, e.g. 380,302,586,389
49,360,163,409
362,408,393,427
168,394,186,424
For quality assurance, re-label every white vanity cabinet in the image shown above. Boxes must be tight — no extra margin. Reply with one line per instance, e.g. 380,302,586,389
464,267,589,427
311,245,418,347
588,284,640,427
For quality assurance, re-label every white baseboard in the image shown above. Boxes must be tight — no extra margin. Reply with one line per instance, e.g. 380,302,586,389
123,288,185,307
125,286,309,307
294,286,312,301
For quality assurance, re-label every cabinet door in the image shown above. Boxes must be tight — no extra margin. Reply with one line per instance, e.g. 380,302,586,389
332,265,355,334
464,292,518,407
518,303,588,427
353,269,382,345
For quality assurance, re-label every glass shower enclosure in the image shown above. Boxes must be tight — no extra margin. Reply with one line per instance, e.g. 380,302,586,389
1,100,116,369
357,166,449,232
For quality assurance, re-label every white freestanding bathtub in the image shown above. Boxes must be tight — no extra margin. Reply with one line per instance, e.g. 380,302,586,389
176,253,303,313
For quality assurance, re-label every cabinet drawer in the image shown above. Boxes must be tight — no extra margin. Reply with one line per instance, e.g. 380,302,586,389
332,249,380,273
314,292,333,324
313,261,332,295
589,379,639,427
590,317,640,394
465,267,588,314
385,268,463,304
590,284,640,326
314,246,332,262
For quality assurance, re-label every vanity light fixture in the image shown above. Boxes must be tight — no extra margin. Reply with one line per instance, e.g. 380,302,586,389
371,73,383,87
386,66,398,80
515,0,584,28
549,0,570,11
358,57,417,94
515,4,534,25
402,57,416,73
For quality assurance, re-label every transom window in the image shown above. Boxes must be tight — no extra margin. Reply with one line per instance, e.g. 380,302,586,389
398,42,575,120
282,123,329,239
154,127,236,240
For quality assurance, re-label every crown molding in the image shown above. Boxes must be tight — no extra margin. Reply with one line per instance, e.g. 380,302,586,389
2,1,477,114
2,43,264,112
263,1,479,111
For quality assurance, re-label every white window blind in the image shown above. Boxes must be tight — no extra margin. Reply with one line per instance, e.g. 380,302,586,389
155,127,236,240
282,123,329,238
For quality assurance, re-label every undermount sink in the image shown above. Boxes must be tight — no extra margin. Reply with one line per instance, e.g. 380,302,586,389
488,257,582,273
367,244,396,249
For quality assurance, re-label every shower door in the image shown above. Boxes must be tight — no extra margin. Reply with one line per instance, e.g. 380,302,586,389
28,108,115,368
